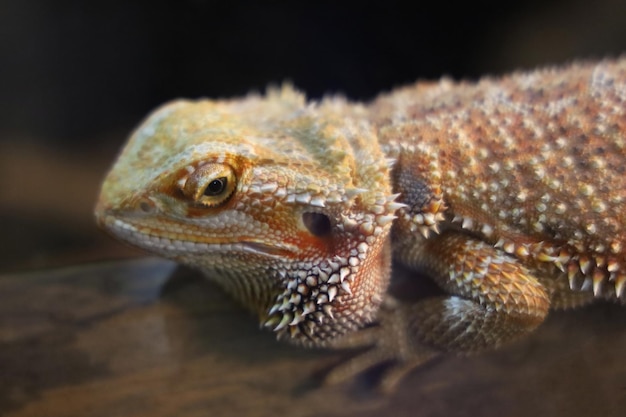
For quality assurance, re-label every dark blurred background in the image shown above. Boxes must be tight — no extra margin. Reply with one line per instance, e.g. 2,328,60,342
2,0,626,271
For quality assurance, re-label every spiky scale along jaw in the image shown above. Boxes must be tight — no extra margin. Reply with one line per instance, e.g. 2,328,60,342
96,88,401,345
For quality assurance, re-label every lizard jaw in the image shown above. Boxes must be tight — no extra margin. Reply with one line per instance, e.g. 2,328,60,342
98,214,297,258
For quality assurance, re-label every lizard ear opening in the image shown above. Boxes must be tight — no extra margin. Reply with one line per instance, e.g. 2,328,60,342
302,212,332,237
182,162,237,207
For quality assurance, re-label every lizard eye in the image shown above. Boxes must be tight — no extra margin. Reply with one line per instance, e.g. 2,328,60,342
204,177,228,196
182,163,237,207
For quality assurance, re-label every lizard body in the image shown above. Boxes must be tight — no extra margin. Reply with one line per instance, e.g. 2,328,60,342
96,58,626,387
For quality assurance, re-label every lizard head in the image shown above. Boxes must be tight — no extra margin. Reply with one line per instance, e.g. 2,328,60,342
95,86,401,346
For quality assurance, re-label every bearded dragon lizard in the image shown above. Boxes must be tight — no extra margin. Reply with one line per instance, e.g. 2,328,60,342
96,58,626,390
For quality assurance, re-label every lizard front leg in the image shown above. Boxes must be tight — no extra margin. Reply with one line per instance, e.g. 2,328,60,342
397,231,550,351
326,231,550,391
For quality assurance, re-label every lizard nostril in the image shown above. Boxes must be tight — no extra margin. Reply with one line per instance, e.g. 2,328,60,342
302,212,332,237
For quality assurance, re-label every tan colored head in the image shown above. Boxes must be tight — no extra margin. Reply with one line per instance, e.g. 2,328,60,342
95,87,401,345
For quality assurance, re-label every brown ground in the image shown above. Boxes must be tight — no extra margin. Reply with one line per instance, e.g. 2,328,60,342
1,259,625,417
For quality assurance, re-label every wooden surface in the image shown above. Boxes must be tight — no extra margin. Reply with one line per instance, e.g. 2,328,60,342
1,258,625,417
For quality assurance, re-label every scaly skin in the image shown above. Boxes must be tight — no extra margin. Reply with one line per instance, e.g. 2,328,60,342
96,58,626,389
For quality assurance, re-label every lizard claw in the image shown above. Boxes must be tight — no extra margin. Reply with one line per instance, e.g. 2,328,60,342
323,297,438,392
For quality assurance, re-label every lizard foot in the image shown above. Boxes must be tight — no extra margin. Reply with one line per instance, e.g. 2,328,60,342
323,297,438,392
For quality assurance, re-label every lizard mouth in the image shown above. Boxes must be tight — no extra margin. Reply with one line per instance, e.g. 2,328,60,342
99,215,296,258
